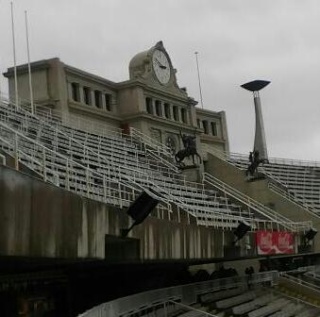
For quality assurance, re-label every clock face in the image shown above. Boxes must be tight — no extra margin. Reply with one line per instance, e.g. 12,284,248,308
152,49,171,85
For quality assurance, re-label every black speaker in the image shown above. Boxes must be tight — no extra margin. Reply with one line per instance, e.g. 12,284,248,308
233,221,251,240
304,228,318,241
126,191,159,225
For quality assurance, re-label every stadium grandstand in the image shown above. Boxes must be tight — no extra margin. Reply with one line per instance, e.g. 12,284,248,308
1,42,320,316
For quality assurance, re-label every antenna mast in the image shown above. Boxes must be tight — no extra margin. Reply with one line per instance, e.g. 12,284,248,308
25,10,34,114
10,1,19,107
195,51,204,109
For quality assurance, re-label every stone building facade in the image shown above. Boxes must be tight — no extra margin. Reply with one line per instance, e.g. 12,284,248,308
4,41,229,165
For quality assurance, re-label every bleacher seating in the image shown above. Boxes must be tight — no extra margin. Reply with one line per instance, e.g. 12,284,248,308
229,153,320,215
76,269,320,317
0,97,307,232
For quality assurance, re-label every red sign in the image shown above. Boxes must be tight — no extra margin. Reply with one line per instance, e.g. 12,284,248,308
256,231,294,255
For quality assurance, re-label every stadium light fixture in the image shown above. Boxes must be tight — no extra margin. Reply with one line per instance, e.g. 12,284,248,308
232,221,251,245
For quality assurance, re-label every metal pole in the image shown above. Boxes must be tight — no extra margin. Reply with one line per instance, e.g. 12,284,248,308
195,52,204,109
253,91,268,161
10,1,19,107
25,10,34,114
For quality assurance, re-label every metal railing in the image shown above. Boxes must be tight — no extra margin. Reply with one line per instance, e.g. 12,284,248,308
0,122,135,208
130,126,173,159
280,272,320,292
205,146,320,219
204,173,312,232
268,182,320,218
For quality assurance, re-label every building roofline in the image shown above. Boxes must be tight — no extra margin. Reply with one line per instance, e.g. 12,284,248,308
3,57,59,77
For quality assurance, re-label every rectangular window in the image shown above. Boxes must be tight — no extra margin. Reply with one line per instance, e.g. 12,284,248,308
164,103,170,119
202,120,209,134
211,122,217,136
146,97,153,114
83,87,91,105
181,108,187,123
155,100,162,116
94,90,102,108
71,83,80,102
105,94,112,111
173,106,178,121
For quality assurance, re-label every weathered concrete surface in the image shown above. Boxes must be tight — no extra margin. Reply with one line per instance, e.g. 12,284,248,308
0,165,228,260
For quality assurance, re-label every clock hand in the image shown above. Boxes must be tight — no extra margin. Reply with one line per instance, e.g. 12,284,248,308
156,58,167,69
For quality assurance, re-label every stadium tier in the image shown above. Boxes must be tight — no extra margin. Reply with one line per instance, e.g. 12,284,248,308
0,96,311,234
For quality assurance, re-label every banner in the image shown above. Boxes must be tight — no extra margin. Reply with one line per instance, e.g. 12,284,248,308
256,231,294,255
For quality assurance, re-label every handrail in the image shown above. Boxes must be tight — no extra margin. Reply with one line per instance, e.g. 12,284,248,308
280,272,320,292
268,182,320,219
146,148,180,174
203,144,320,169
130,127,173,158
168,300,218,316
203,172,312,232
0,122,135,208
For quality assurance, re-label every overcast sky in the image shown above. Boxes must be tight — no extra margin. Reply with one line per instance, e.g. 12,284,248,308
1,0,320,161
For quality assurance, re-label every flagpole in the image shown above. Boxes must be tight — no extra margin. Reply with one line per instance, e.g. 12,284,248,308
25,10,34,114
195,51,204,109
10,1,19,107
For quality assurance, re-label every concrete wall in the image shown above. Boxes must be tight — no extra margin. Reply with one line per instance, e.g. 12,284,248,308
205,153,320,252
0,165,228,261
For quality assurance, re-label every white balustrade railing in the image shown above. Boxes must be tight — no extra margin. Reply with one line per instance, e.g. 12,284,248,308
0,122,135,208
203,172,312,232
130,127,172,155
268,182,320,218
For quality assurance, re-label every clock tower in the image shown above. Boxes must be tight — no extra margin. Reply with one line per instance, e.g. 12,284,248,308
118,42,201,169
128,41,185,95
